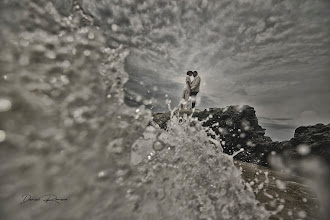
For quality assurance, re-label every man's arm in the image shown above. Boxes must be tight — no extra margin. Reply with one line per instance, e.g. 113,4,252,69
191,77,200,91
190,80,195,90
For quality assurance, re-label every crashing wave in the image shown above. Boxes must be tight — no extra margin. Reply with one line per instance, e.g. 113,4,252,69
0,1,272,219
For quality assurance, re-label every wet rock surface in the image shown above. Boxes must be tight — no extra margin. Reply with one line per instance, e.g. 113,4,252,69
276,123,330,167
153,106,275,166
152,106,330,169
234,160,320,220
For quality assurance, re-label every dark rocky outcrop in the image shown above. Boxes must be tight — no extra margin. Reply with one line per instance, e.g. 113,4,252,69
153,106,275,166
152,106,330,168
275,123,330,167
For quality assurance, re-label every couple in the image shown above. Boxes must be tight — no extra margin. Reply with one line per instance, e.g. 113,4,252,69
181,70,201,110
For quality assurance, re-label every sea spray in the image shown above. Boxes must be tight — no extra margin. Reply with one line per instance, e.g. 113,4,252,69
0,1,272,219
0,1,150,219
131,114,271,219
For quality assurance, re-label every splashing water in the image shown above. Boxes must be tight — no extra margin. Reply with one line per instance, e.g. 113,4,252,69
0,0,276,219
133,114,270,219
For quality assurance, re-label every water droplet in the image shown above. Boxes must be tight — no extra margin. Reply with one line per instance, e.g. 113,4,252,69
296,144,311,156
225,119,233,126
50,77,57,84
232,148,244,158
298,210,306,218
275,180,286,190
153,141,164,151
246,141,256,147
0,99,12,112
45,51,56,59
97,170,108,180
61,75,70,84
264,172,269,184
67,36,74,42
62,60,71,68
88,32,95,39
0,130,6,142
111,24,118,32
84,50,91,56
116,169,128,177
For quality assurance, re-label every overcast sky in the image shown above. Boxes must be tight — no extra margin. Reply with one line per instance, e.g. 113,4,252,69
83,0,330,141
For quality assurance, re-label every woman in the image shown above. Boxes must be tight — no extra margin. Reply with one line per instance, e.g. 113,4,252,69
180,71,193,109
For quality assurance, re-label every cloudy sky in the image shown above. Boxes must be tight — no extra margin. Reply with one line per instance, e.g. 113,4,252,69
83,0,330,141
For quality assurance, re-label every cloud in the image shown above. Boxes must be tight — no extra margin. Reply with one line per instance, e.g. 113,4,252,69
82,0,330,140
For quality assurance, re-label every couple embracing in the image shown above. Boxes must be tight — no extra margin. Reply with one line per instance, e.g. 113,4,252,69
181,70,201,110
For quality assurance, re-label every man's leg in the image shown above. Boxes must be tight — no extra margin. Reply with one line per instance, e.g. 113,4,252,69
190,92,198,108
192,100,196,108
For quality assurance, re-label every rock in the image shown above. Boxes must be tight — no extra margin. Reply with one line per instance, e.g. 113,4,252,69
234,160,320,220
152,107,330,169
152,106,275,166
277,123,330,167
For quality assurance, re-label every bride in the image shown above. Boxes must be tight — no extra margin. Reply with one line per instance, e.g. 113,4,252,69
180,71,193,109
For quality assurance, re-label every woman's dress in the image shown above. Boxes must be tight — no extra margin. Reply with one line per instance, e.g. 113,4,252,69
181,76,191,108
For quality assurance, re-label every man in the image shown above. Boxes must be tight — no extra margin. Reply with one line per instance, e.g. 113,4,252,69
190,71,201,109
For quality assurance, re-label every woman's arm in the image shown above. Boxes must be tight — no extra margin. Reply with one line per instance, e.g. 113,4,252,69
187,77,191,88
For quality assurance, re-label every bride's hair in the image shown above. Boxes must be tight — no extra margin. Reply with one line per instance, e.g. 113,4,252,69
187,71,192,75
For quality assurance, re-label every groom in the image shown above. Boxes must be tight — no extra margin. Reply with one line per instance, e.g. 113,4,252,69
190,71,201,109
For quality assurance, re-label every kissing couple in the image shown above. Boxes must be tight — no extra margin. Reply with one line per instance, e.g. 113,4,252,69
180,70,201,110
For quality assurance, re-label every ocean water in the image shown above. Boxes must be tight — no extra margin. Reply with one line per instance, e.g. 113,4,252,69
0,0,325,219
